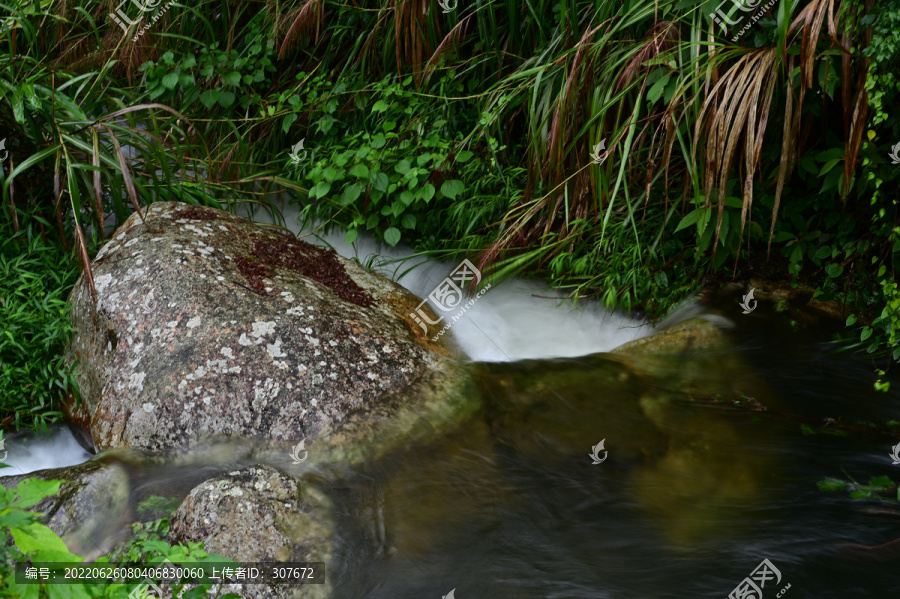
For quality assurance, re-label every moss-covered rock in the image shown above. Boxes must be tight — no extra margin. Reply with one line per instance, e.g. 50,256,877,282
0,460,131,560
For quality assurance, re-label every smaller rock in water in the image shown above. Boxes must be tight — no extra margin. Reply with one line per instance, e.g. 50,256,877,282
168,465,332,599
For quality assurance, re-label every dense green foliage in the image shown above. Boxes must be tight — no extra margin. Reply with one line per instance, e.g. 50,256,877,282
0,477,243,598
0,227,79,431
849,0,900,367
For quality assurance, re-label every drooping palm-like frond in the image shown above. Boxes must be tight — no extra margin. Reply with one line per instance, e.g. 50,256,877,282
452,0,874,289
1,0,880,310
693,46,777,262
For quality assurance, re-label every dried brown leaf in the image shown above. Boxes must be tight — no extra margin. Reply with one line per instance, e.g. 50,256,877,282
279,0,325,59
53,159,70,251
769,60,796,254
74,223,97,304
91,127,105,239
102,124,149,230
424,16,470,81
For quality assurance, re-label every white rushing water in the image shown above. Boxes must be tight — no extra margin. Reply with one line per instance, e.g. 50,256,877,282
243,199,651,362
0,426,93,476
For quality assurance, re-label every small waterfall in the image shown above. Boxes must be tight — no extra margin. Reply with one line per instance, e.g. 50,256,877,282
0,425,93,476
248,200,651,362
2,200,650,473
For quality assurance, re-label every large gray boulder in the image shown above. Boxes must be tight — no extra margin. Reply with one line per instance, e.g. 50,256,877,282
65,202,475,461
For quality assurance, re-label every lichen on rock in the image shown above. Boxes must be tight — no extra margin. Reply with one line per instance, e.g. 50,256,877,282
168,465,331,599
64,202,472,459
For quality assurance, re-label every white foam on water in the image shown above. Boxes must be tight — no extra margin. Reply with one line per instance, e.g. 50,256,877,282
243,200,651,362
0,427,93,476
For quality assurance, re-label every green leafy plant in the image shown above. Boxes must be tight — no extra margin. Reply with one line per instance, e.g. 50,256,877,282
818,474,899,501
140,18,277,112
0,480,82,571
0,227,79,431
0,478,243,598
294,74,493,249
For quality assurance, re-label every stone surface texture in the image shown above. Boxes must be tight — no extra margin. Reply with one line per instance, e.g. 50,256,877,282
168,465,332,599
65,201,467,455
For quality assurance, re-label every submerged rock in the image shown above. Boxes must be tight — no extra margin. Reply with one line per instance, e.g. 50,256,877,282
0,460,132,560
610,316,779,545
65,201,475,460
460,316,780,549
611,316,730,357
610,316,756,398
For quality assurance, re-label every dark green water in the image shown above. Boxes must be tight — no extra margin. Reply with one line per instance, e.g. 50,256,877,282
323,301,900,598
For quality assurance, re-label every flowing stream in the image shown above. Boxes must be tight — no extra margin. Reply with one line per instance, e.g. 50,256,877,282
248,200,652,362
329,314,900,598
3,202,899,596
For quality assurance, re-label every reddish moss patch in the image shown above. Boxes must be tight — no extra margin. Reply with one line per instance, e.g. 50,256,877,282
240,235,374,307
61,388,95,451
235,256,274,295
174,206,220,221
